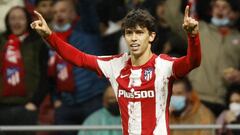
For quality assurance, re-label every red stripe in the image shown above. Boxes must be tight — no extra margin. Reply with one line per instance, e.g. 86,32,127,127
117,69,130,135
141,94,156,134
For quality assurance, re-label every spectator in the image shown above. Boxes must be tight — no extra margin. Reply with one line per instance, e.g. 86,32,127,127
126,0,143,10
216,85,240,135
170,77,215,135
0,6,48,135
49,1,108,135
97,0,128,55
0,0,24,32
78,86,122,135
34,0,55,130
34,3,55,134
228,0,240,31
143,0,186,56
164,0,240,116
35,0,54,24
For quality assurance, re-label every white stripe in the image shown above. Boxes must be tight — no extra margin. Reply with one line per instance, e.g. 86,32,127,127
128,69,142,87
127,69,142,135
128,101,142,135
153,57,173,135
97,53,129,96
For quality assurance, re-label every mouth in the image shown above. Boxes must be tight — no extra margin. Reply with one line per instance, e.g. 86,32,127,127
12,25,23,32
130,43,140,51
57,18,65,24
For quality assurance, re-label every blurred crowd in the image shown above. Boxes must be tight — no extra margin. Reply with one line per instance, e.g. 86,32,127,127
0,0,240,135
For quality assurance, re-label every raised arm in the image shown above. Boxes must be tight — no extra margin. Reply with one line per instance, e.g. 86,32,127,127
173,6,201,78
30,11,101,74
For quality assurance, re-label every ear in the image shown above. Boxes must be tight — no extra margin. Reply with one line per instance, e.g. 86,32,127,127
149,32,156,42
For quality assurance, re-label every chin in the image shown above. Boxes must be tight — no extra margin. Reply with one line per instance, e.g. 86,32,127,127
131,51,142,57
13,31,24,36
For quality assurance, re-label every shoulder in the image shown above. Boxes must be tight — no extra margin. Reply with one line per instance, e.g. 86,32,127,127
97,53,129,62
159,54,177,62
83,108,109,125
198,104,213,115
25,32,46,47
25,31,43,43
97,53,129,78
198,103,215,122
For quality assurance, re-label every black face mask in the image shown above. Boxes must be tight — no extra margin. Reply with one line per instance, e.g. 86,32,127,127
172,102,188,117
106,102,120,116
172,109,184,117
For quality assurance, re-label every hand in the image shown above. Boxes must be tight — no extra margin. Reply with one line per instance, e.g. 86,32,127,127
25,102,37,111
223,68,240,84
224,110,237,123
182,6,199,36
54,100,62,109
30,10,52,38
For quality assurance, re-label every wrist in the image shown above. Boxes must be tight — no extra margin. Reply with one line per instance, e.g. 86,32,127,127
44,30,52,38
188,32,199,38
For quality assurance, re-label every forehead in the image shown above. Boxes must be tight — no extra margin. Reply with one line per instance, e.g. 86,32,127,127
230,92,240,100
214,0,230,7
125,25,148,32
172,82,187,93
38,0,53,5
9,8,25,17
53,1,69,9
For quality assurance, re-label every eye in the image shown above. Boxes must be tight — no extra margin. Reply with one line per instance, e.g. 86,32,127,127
125,30,133,35
136,30,144,34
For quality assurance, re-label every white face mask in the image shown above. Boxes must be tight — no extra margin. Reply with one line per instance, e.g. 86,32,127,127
211,17,230,27
53,23,71,32
229,102,240,116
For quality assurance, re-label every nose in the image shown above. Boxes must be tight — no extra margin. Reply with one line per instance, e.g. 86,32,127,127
131,33,137,42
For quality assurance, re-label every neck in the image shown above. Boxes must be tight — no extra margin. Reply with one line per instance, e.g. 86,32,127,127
130,45,153,66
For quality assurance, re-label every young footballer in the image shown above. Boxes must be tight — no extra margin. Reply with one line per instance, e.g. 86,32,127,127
31,6,201,135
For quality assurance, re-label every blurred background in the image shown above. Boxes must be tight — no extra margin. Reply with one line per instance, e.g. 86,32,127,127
0,0,240,135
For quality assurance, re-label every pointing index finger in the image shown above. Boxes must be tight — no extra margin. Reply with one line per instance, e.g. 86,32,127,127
34,10,44,22
184,5,190,18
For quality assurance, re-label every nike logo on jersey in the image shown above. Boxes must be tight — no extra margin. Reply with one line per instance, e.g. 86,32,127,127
120,74,129,78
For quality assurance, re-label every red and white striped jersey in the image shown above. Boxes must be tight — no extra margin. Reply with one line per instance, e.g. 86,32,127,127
46,33,201,135
97,53,175,135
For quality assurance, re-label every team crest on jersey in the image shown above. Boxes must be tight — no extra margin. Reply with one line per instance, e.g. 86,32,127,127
144,68,153,81
6,67,20,86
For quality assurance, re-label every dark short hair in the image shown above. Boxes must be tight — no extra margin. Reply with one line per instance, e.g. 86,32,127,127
226,84,240,105
35,0,54,6
4,6,32,36
121,9,156,34
173,77,193,92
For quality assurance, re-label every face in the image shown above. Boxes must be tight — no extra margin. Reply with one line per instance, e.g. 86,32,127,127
229,92,240,115
8,8,27,36
228,10,240,23
155,3,165,19
132,0,141,5
36,0,53,22
230,93,240,104
212,0,231,19
170,82,189,113
124,25,155,57
53,1,73,26
172,82,188,97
